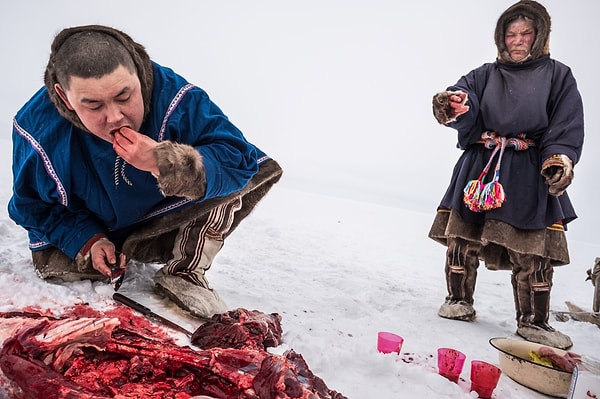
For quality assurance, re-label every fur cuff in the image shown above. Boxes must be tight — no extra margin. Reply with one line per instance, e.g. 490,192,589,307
154,141,206,200
432,91,466,125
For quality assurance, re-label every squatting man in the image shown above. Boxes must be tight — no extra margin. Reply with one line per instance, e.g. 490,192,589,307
8,25,282,318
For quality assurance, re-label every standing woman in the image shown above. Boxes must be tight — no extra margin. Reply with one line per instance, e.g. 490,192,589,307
429,0,584,349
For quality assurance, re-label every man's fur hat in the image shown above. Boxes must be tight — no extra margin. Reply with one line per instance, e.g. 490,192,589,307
494,0,551,63
44,25,154,132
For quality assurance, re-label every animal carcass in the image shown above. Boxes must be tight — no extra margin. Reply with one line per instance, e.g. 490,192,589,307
0,305,346,399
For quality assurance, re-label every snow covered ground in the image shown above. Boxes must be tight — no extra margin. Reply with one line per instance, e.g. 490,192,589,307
1,1,599,398
0,137,599,398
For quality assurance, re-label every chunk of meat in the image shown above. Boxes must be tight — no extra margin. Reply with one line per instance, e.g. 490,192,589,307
537,346,581,372
191,308,283,351
254,351,348,399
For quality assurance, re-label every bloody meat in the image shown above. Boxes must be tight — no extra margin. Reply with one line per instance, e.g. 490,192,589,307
0,305,347,399
191,308,283,351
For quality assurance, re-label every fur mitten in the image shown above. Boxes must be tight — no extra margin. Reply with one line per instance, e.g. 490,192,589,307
432,90,469,125
541,154,573,196
154,141,206,200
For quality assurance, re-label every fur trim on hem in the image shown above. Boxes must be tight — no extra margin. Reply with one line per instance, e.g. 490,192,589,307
121,159,283,261
428,209,570,269
154,141,206,200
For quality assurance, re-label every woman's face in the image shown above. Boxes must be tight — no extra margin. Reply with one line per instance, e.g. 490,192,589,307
504,18,536,62
54,65,145,143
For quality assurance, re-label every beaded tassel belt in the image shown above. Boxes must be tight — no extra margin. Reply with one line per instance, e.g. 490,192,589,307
463,132,535,212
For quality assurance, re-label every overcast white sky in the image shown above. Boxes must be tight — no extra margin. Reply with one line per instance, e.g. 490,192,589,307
0,0,598,243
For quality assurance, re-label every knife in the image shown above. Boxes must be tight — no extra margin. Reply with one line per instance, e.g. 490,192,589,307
113,292,194,336
108,251,126,291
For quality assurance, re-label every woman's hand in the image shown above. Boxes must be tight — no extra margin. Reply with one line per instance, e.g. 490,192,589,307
447,91,469,117
432,90,470,124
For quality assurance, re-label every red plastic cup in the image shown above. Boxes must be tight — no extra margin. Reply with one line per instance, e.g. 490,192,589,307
470,360,502,399
437,347,466,383
377,332,404,354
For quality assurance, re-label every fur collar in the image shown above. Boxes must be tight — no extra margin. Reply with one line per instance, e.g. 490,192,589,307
43,25,154,133
494,0,551,64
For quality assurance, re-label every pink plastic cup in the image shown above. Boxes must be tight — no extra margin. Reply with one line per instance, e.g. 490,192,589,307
377,332,404,354
470,360,502,399
437,348,466,383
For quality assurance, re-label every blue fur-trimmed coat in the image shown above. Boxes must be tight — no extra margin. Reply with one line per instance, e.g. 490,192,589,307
9,62,267,259
437,55,584,230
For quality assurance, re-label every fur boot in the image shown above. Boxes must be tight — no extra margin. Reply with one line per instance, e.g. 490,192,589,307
511,253,573,349
154,270,228,318
586,257,600,312
32,247,105,282
438,300,476,322
152,195,242,317
438,238,479,321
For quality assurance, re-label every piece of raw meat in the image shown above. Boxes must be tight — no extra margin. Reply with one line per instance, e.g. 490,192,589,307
191,308,283,351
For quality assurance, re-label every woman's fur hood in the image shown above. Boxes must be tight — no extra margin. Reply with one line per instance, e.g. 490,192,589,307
44,25,154,133
494,0,551,63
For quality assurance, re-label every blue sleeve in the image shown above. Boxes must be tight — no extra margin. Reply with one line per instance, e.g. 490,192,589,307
8,120,104,259
164,88,259,199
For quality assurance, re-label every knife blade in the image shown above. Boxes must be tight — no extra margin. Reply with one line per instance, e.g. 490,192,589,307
113,292,194,336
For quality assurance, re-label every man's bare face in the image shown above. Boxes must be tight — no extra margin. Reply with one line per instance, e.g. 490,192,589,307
55,65,144,143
